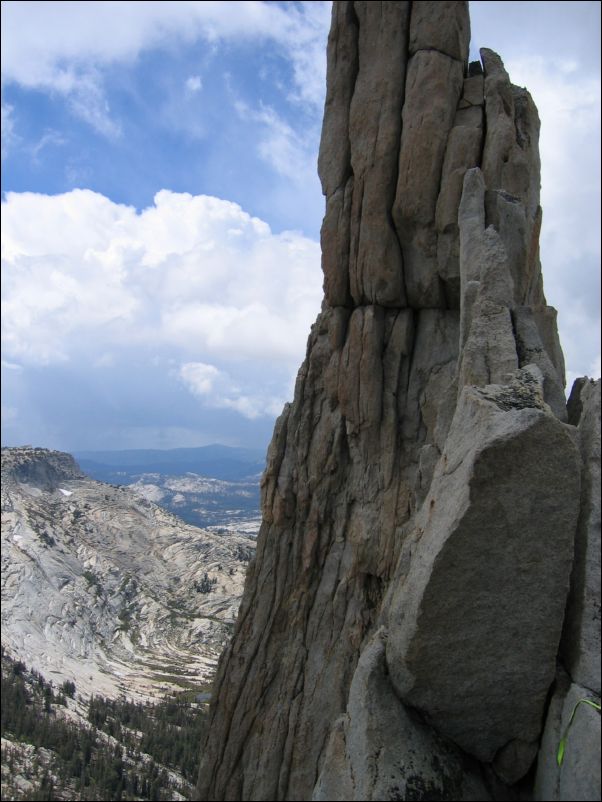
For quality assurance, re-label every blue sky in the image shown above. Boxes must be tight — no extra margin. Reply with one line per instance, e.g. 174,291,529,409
1,1,600,453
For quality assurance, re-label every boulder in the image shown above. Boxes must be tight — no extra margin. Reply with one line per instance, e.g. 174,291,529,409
386,368,581,768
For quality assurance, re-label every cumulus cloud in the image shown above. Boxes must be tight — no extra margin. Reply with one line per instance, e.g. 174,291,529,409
1,188,322,415
179,361,285,419
179,362,220,395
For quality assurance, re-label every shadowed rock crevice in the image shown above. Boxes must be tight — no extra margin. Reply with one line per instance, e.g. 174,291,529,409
197,3,600,800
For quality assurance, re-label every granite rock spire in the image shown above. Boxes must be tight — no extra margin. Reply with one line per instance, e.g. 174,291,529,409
197,3,600,800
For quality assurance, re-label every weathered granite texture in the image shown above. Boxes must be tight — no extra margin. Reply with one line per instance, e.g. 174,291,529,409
197,3,598,800
313,628,491,802
534,670,601,802
534,379,601,801
386,369,581,765
562,379,602,695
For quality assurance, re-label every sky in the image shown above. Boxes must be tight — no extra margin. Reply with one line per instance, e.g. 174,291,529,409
1,1,600,454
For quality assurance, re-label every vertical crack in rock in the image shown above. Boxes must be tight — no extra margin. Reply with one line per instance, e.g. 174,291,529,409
197,3,598,800
348,1,410,306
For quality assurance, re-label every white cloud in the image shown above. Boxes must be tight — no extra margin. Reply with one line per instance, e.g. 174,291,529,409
280,1,330,109
1,188,322,411
186,75,203,93
1,1,325,79
235,100,318,185
221,392,285,419
1,2,329,134
65,71,122,139
230,95,324,234
179,360,284,419
1,360,23,372
1,102,17,159
31,130,68,162
179,362,220,395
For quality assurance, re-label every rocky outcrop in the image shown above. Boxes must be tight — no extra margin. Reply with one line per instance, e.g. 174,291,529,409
5,447,85,490
534,379,601,801
1,446,255,702
314,629,490,802
562,379,601,694
197,3,599,800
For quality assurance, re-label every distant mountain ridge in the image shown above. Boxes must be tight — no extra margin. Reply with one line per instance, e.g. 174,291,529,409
73,444,264,533
74,444,266,484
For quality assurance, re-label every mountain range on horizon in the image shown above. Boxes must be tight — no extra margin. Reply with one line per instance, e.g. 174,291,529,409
74,443,267,484
72,443,265,533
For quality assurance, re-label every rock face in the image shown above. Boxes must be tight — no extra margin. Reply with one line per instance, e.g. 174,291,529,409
562,379,602,695
313,628,490,802
534,379,601,801
197,3,600,800
1,446,255,702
